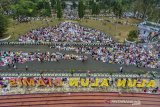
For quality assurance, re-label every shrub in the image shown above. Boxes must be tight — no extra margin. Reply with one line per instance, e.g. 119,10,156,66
127,30,138,41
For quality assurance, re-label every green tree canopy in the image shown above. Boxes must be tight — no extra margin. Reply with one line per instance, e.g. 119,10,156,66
72,1,77,9
11,0,37,18
78,0,85,19
112,0,123,18
37,0,51,17
138,0,159,21
0,0,15,14
91,1,100,15
56,0,62,19
127,30,138,41
50,0,56,8
10,0,52,18
0,14,9,38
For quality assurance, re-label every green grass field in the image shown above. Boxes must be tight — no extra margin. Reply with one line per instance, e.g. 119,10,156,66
79,19,139,42
7,18,62,41
93,16,141,24
6,17,140,42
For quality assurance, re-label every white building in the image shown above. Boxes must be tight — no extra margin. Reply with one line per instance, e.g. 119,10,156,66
138,21,160,42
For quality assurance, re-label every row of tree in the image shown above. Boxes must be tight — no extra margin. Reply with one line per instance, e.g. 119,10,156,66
1,0,159,21
85,0,160,21
0,0,66,19
70,0,160,21
0,0,61,37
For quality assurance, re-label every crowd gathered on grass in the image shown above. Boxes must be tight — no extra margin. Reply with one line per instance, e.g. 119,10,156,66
18,22,113,43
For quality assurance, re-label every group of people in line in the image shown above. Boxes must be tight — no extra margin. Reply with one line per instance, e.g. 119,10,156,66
0,51,88,67
1,43,159,69
53,43,160,69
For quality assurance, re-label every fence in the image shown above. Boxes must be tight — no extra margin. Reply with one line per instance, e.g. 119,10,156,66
0,42,114,46
0,73,159,79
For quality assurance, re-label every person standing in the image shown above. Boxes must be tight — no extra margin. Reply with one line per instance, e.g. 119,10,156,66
25,65,28,71
13,64,17,69
120,66,123,73
87,70,91,77
7,64,10,68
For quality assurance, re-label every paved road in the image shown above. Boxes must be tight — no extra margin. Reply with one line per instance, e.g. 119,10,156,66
0,45,159,73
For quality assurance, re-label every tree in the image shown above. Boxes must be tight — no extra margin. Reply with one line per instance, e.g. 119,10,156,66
91,2,100,15
56,0,62,19
112,0,123,18
131,0,159,20
97,0,113,13
78,0,85,19
37,0,51,17
0,0,15,14
72,1,77,9
88,0,94,10
70,69,75,76
11,0,37,19
0,14,9,38
127,30,138,41
61,1,66,9
50,0,56,8
34,0,52,17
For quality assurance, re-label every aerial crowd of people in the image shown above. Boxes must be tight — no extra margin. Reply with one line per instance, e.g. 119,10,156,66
1,21,160,69
63,8,78,20
53,43,160,69
0,50,88,67
18,22,113,43
0,42,160,69
0,15,160,95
